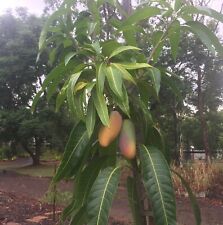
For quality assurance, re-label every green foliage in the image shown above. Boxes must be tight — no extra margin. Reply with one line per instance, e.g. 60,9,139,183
140,145,176,225
33,0,223,224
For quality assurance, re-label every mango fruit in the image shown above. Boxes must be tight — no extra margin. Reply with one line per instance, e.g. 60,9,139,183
119,119,136,159
98,111,123,147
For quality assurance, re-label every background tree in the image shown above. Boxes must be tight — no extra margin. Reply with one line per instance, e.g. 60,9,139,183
0,9,71,164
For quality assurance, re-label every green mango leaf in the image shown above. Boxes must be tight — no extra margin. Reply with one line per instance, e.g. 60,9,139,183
139,145,176,225
168,20,181,61
70,206,87,225
101,40,122,57
174,0,183,11
87,166,121,225
97,63,106,93
172,170,201,225
67,72,82,118
106,64,123,99
181,5,223,23
86,96,96,137
147,67,161,96
65,52,76,66
151,30,165,62
39,7,67,50
111,85,130,117
182,21,223,56
127,177,144,225
47,63,85,102
92,90,110,126
109,46,140,58
112,63,136,85
55,79,69,112
32,62,74,111
74,158,106,209
115,62,152,70
53,123,90,182
122,7,161,26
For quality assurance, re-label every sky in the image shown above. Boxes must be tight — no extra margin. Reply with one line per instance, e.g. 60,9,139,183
0,0,222,16
0,0,45,16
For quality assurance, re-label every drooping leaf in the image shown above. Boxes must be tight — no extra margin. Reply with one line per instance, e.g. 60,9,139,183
55,79,69,112
97,63,106,93
87,166,121,225
174,0,183,11
74,158,106,208
70,206,87,225
53,123,90,182
109,46,140,58
111,85,130,117
46,62,85,102
168,20,181,61
86,96,96,137
172,170,201,225
65,52,76,66
181,5,223,23
122,7,161,26
67,72,82,118
39,4,68,50
139,145,176,225
106,64,123,99
127,177,144,225
92,90,110,126
151,30,165,62
147,67,161,96
182,21,223,56
112,63,136,85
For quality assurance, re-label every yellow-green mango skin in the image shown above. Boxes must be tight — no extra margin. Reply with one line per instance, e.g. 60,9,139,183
98,111,123,147
119,119,136,159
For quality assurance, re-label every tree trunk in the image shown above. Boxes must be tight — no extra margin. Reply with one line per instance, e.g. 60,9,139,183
21,141,40,166
197,69,211,163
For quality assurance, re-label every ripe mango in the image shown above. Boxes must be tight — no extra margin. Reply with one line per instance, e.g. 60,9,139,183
98,111,123,147
119,120,136,159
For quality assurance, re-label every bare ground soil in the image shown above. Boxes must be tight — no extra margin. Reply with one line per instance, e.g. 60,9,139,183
0,159,223,225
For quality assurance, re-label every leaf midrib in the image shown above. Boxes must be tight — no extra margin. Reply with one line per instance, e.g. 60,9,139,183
96,167,119,225
144,146,168,224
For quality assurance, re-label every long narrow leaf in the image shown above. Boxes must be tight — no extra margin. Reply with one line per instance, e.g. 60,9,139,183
168,20,181,61
112,63,137,85
181,5,223,23
86,96,96,137
182,21,223,56
106,64,123,99
109,46,140,58
53,123,90,182
92,90,109,126
87,166,121,225
139,145,176,225
147,67,161,96
67,72,82,118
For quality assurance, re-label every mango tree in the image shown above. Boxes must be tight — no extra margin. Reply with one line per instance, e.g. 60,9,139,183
33,0,223,224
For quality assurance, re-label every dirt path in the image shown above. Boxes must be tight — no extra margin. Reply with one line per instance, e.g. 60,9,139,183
0,171,223,225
